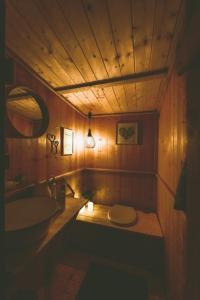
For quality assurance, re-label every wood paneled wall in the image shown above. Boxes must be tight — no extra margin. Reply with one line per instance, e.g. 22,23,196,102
86,113,158,171
5,61,158,212
84,113,158,211
157,70,187,300
185,66,200,300
5,61,86,195
6,111,36,184
84,169,156,211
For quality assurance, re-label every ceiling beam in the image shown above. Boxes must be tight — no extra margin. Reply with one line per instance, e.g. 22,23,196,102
55,67,168,94
7,92,32,101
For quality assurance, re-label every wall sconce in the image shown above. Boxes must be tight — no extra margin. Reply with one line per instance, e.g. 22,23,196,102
47,133,59,154
85,112,95,148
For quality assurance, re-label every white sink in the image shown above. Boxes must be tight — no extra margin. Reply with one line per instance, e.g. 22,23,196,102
5,180,19,191
5,197,58,248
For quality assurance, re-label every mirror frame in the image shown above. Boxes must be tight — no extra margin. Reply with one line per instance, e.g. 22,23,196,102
6,86,49,138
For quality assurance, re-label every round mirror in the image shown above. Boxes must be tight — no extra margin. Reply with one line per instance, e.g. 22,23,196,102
6,87,49,138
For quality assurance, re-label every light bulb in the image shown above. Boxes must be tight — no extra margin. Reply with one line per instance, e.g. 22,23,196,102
85,129,95,148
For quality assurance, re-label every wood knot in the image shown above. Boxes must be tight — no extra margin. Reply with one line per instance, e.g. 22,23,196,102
132,26,138,31
143,38,148,45
115,54,121,60
48,45,53,55
157,34,161,41
126,52,132,57
170,11,177,18
166,32,173,40
85,3,92,12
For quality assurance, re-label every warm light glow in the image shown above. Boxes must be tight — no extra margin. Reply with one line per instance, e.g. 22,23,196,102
95,136,106,152
87,201,94,212
85,135,95,148
74,192,80,199
79,206,86,214
74,132,84,152
86,112,95,148
85,129,96,148
79,201,94,215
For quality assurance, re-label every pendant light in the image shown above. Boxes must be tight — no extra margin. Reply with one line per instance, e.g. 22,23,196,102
85,112,95,148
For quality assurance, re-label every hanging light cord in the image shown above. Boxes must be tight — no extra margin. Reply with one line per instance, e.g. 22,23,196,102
88,112,91,130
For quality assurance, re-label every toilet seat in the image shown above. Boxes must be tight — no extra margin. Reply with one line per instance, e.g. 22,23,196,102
108,204,137,226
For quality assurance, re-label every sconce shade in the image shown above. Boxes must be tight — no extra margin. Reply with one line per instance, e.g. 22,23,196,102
86,129,95,148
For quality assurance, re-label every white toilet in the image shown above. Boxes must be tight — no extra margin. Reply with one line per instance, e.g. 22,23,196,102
108,204,137,227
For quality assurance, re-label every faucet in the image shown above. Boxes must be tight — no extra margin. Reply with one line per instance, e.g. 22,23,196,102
48,177,66,211
48,177,57,201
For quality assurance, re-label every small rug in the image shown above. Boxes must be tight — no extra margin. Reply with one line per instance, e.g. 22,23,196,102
50,264,85,300
76,263,148,300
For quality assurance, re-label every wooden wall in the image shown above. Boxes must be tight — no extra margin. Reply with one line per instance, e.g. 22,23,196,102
5,61,86,196
84,169,156,211
84,113,158,211
185,66,200,300
6,110,36,184
5,61,158,212
157,70,187,300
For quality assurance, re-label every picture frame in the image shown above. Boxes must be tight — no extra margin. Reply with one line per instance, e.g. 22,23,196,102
116,122,138,145
61,127,73,155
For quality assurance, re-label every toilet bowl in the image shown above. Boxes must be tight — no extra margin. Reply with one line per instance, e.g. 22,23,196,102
107,204,137,226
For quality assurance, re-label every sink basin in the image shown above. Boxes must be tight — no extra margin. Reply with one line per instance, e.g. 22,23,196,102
5,180,19,191
5,197,58,248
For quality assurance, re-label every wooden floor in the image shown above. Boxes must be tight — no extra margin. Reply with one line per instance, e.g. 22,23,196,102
47,203,165,299
8,203,165,300
77,203,163,239
45,249,166,300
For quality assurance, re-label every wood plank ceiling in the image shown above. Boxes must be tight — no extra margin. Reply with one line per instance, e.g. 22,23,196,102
6,0,184,115
7,88,42,120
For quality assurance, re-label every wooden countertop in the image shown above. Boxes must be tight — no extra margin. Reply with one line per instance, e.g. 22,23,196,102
77,204,163,239
6,197,87,276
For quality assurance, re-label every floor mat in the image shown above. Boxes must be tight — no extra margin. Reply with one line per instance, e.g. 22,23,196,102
76,262,148,300
50,264,85,300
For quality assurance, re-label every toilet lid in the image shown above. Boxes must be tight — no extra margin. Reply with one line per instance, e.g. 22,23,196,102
108,204,137,226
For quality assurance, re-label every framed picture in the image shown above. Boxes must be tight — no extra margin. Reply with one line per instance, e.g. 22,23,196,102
61,127,73,155
116,122,138,145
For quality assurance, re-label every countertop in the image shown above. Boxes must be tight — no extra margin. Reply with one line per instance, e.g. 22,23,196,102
77,204,163,239
6,197,87,276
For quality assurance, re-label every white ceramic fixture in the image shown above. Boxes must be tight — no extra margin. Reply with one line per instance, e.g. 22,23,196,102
5,197,58,248
108,204,137,226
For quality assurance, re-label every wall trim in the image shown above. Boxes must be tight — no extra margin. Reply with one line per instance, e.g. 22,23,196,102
6,168,155,199
5,168,84,199
85,167,155,176
93,110,159,118
39,168,85,183
54,168,84,180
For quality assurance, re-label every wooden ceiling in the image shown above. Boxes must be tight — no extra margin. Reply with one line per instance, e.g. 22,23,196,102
7,88,42,120
6,0,184,115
